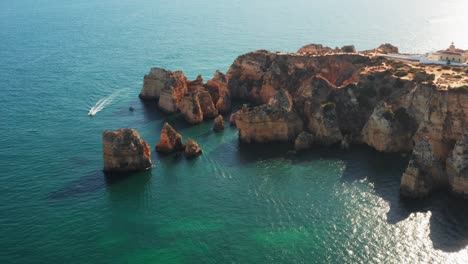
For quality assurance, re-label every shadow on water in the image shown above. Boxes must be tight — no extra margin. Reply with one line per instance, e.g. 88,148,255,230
211,140,468,252
334,146,468,252
48,170,149,200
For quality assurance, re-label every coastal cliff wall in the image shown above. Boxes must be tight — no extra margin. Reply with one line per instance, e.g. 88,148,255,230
141,44,468,198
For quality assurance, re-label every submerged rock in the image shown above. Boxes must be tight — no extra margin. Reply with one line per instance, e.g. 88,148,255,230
213,115,225,132
102,129,151,173
155,123,184,153
184,138,202,158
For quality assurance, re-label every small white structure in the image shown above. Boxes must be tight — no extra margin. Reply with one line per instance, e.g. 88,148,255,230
426,42,468,64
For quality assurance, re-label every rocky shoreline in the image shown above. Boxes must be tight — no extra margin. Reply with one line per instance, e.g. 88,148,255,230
105,43,468,199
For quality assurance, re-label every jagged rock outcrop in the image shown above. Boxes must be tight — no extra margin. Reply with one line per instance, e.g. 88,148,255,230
229,104,248,127
158,71,188,113
235,90,303,143
213,115,224,132
446,134,468,197
305,102,343,145
297,44,336,54
361,103,416,152
142,44,468,199
178,92,203,124
227,50,367,104
376,43,399,54
400,138,446,198
198,90,218,119
294,132,314,151
155,123,184,153
341,45,356,53
184,138,202,158
205,71,232,114
187,75,205,92
102,129,152,173
139,67,171,100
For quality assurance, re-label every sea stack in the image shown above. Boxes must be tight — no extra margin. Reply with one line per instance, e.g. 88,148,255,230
213,115,225,132
102,128,152,173
156,123,184,153
184,138,202,158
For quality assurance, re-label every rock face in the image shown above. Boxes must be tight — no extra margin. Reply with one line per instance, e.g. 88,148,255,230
361,103,416,152
446,134,468,197
227,50,366,104
155,123,184,153
184,138,202,158
235,89,303,143
297,44,336,54
187,75,205,92
205,71,231,114
178,92,204,124
400,138,445,198
305,102,343,145
294,132,314,151
102,129,152,173
143,43,468,198
376,43,399,54
198,90,218,119
139,68,171,100
229,104,248,127
213,115,224,132
158,71,188,113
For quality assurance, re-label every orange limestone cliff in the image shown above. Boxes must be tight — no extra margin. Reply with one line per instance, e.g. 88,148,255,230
102,129,152,173
142,43,468,198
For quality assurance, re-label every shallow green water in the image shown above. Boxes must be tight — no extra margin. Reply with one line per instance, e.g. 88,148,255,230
1,0,468,263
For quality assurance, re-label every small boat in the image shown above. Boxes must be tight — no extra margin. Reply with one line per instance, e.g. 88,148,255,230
129,106,135,112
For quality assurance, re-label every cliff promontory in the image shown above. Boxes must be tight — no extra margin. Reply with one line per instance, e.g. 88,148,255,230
140,43,468,198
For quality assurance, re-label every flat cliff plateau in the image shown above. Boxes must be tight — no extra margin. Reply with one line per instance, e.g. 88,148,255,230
139,43,468,198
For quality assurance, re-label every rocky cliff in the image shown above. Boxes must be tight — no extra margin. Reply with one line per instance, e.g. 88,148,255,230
235,89,303,143
142,43,468,198
102,129,152,173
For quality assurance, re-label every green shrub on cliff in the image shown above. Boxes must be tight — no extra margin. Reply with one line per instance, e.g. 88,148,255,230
394,71,408,77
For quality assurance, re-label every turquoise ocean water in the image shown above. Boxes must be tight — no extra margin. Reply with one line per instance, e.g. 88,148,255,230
1,0,468,263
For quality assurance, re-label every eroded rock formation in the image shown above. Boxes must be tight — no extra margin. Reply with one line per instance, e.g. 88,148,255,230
141,43,468,198
155,123,184,153
446,134,468,197
235,89,303,143
102,129,152,173
157,71,188,113
184,138,202,158
179,92,204,124
213,115,224,132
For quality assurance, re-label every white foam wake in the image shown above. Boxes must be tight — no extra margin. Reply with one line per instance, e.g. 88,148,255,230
88,91,120,116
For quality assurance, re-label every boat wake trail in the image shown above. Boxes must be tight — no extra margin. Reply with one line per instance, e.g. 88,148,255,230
87,91,120,116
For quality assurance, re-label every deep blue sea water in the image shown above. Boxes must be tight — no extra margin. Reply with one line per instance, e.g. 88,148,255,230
1,0,468,263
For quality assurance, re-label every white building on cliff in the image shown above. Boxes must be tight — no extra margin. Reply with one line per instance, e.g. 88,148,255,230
426,42,468,64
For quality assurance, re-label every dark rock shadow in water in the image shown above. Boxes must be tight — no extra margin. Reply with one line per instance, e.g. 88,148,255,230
48,170,148,200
